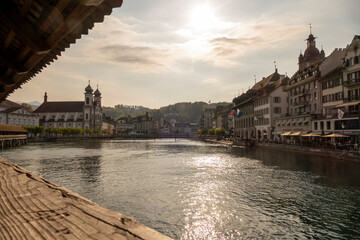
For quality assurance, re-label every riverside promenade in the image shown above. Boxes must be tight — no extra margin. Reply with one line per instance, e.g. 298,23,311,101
202,137,360,161
0,157,172,240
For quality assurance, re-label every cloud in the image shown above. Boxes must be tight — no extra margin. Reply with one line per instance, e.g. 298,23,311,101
98,44,169,73
202,78,220,85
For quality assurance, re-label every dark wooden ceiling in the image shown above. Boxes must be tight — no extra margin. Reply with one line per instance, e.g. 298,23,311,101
0,0,123,101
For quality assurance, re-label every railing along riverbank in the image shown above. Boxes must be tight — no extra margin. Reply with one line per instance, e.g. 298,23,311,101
0,157,172,240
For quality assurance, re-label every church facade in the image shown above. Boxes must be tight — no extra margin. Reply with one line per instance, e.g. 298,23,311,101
34,83,102,130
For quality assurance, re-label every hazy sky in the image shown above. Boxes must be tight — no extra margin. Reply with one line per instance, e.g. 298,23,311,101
9,0,360,108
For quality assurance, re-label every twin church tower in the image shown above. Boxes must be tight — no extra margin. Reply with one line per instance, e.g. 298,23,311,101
34,82,103,130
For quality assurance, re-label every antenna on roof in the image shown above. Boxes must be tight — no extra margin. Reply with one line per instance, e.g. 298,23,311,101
309,23,312,34
254,75,256,84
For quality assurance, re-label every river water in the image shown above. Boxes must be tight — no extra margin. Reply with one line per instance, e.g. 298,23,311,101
1,139,360,239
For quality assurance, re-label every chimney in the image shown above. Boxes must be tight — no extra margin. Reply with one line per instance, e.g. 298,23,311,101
44,92,48,103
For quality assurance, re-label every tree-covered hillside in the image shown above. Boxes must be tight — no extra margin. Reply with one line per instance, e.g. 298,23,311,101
103,101,230,123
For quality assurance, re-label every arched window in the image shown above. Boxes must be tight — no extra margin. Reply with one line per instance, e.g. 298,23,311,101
86,97,90,104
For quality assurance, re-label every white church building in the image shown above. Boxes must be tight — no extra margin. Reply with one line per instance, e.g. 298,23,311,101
34,83,102,130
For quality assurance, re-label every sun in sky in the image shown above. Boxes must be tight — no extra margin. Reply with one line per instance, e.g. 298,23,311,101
188,3,218,31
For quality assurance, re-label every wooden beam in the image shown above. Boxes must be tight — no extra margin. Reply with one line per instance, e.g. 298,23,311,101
38,0,71,35
47,3,98,46
81,0,104,7
19,0,34,17
0,48,27,74
0,1,51,53
4,30,15,49
0,74,15,85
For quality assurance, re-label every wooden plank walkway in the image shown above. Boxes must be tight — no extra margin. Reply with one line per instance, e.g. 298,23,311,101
0,157,172,240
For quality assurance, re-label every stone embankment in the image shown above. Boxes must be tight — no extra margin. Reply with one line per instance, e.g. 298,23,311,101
201,137,360,161
0,157,172,240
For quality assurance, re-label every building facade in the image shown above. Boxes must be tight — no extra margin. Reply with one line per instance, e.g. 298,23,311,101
275,31,325,134
34,83,102,130
312,48,348,134
0,100,39,127
338,35,360,140
254,71,287,140
233,90,256,139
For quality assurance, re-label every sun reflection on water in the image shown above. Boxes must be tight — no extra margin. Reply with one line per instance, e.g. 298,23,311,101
181,155,236,239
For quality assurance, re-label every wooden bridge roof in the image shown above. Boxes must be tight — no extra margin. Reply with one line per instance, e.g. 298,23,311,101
0,123,27,133
0,0,123,101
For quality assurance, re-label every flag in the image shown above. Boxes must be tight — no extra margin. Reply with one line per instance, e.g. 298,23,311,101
338,109,344,119
237,109,242,118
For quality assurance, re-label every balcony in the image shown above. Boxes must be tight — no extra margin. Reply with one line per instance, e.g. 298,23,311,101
345,78,360,87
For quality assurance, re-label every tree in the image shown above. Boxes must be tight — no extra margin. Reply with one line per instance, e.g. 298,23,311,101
215,128,225,136
208,129,215,135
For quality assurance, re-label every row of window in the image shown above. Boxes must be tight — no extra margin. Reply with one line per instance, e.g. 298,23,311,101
254,96,282,107
347,70,360,83
346,56,359,67
276,120,309,127
255,108,269,116
254,98,269,107
292,70,318,84
255,118,270,126
322,77,342,89
291,103,318,114
322,92,343,103
289,81,318,96
47,123,83,128
348,88,360,101
235,117,254,128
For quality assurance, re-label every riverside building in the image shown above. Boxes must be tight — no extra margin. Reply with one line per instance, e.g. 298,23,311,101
275,30,325,135
337,35,360,139
233,89,256,139
253,70,288,140
312,48,348,134
34,83,103,130
0,100,39,127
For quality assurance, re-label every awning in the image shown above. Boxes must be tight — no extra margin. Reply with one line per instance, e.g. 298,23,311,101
322,133,349,137
290,132,302,136
336,100,360,107
302,133,321,137
281,132,292,136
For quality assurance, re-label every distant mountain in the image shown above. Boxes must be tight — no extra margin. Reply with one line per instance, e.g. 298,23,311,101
103,101,231,123
15,100,41,110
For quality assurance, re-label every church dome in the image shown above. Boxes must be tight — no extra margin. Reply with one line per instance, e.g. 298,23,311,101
85,84,93,93
94,88,101,96
304,46,320,60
